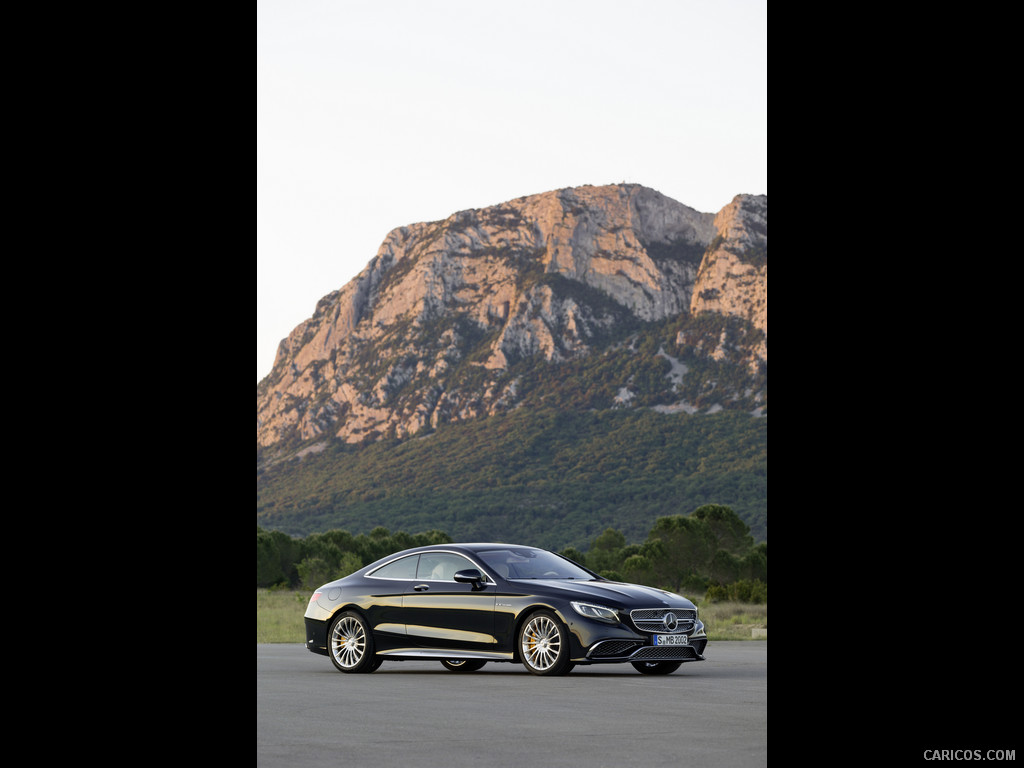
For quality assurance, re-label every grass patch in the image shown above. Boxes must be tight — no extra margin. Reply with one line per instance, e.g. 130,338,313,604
257,589,309,643
256,590,766,643
699,600,767,641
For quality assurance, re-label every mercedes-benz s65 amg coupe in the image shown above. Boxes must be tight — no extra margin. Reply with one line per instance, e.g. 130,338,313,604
303,543,707,676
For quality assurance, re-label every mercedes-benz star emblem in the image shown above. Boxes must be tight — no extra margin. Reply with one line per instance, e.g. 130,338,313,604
663,612,678,631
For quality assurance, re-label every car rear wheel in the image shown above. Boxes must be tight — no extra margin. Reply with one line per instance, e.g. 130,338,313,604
440,659,487,672
631,661,682,675
329,611,377,673
519,611,573,676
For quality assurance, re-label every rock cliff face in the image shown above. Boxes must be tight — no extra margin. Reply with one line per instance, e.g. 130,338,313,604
690,194,767,368
257,184,766,451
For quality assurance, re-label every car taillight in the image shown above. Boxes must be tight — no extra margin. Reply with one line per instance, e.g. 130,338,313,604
310,591,322,603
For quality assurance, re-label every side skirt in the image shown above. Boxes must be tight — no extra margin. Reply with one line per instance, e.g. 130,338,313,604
375,648,514,661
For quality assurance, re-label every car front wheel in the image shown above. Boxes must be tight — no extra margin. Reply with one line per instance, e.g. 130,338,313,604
440,659,487,672
631,660,682,675
518,611,573,676
329,611,377,673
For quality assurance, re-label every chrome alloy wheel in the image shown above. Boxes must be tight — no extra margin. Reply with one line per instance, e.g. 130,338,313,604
440,659,487,672
331,615,367,670
521,614,562,672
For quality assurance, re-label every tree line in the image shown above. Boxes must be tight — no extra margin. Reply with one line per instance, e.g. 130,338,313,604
257,504,766,603
258,408,767,547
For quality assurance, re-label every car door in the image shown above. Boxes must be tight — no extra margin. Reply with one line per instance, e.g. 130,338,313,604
401,552,498,651
363,553,420,641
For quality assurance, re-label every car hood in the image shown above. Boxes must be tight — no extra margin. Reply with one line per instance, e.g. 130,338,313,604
509,579,695,610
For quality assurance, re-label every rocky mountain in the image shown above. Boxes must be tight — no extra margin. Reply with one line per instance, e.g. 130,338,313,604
257,183,766,458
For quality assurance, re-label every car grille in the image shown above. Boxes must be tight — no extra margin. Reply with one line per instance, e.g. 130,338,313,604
587,637,707,661
630,645,701,661
589,640,644,658
630,608,697,634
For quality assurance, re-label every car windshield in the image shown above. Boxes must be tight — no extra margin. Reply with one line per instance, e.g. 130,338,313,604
478,548,594,580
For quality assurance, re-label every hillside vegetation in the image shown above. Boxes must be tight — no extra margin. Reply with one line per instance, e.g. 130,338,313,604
257,407,765,551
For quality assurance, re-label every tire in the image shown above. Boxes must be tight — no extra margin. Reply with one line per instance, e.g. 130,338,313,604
440,659,487,672
328,611,378,673
518,611,573,676
631,660,682,675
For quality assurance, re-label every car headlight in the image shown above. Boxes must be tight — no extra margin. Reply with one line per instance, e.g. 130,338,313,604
571,601,619,623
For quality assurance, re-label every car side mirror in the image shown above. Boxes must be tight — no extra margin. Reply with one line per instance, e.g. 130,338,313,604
454,568,486,590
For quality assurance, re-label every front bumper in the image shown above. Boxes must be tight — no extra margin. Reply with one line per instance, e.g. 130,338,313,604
585,635,707,663
566,609,708,664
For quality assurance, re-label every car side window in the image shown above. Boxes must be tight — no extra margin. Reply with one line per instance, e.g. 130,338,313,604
417,553,476,581
370,554,419,579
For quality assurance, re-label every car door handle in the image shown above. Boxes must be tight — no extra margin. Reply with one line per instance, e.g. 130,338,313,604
413,584,430,591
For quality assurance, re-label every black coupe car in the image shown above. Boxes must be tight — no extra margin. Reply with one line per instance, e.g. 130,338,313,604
303,543,707,676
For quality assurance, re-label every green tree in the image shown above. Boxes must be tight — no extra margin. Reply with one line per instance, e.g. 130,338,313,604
337,551,363,578
692,504,754,554
742,544,767,582
708,549,741,584
257,527,301,587
297,557,334,590
587,528,627,574
644,515,716,591
561,547,587,567
622,554,653,585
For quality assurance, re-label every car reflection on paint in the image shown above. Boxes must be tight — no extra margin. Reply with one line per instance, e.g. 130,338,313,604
303,542,707,676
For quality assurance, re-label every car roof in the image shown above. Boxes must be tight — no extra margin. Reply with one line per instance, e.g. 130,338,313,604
392,543,536,555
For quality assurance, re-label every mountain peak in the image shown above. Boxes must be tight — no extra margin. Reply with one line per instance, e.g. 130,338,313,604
258,184,766,452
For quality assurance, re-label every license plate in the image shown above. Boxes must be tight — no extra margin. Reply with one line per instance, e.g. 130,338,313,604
653,634,688,646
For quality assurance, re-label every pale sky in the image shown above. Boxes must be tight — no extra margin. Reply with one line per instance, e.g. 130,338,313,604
257,0,767,381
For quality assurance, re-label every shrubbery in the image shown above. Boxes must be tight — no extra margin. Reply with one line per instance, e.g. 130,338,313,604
257,504,766,597
705,580,767,604
567,505,766,596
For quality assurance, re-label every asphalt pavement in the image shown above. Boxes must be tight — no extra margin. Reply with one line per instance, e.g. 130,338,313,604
257,641,767,767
